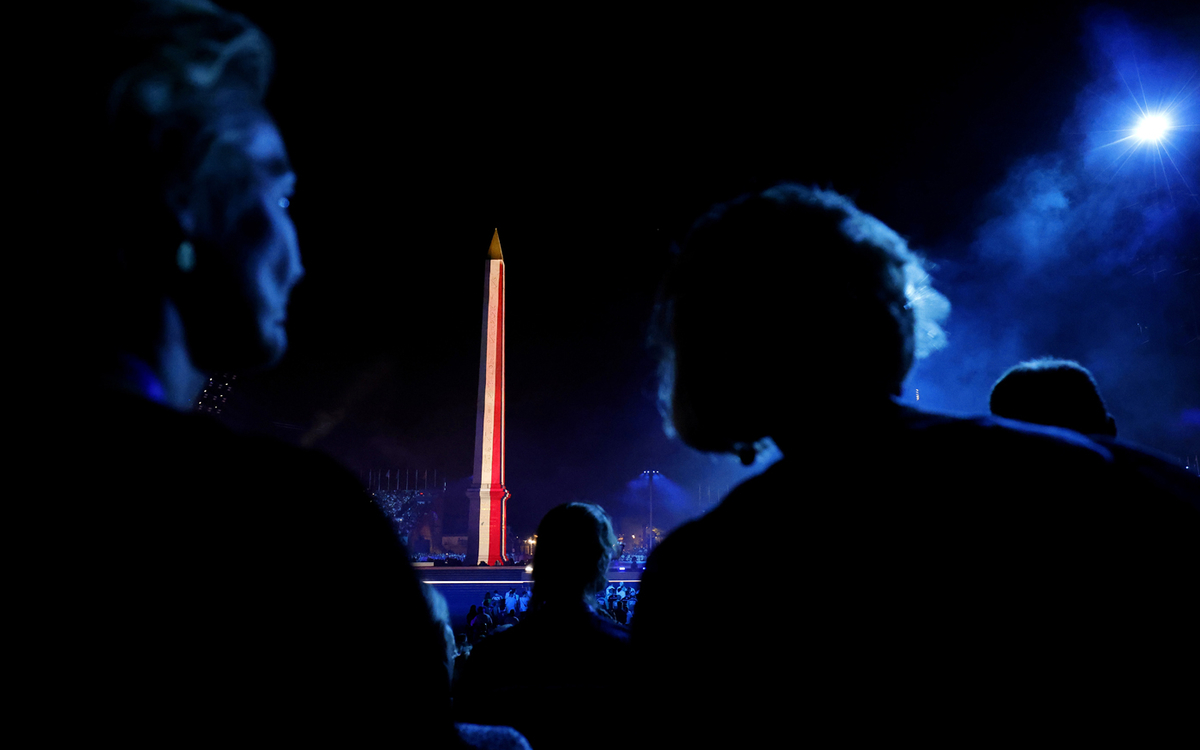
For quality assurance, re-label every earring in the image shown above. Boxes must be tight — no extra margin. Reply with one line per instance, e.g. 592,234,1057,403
176,240,196,272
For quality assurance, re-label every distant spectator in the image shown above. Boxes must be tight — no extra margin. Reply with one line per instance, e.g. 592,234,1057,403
455,503,631,749
989,358,1116,436
989,356,1200,526
471,607,492,641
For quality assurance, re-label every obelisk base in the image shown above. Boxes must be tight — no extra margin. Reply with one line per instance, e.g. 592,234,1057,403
466,485,509,566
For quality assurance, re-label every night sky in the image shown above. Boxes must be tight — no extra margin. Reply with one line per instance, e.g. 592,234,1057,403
213,2,1199,540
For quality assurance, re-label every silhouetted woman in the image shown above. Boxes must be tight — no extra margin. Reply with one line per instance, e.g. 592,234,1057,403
22,2,457,744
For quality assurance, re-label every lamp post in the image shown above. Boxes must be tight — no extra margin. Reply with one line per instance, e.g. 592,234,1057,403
642,470,660,551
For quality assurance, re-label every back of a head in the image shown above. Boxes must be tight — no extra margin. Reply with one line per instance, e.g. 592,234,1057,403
532,503,617,606
652,183,948,455
990,358,1117,437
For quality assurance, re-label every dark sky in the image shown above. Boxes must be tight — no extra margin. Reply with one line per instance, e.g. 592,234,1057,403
215,2,1199,539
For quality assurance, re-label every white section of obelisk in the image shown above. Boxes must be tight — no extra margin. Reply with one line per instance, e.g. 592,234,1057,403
478,261,501,487
478,493,491,550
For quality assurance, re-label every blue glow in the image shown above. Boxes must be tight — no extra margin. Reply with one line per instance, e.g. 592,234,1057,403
1082,21,1197,200
900,10,1199,466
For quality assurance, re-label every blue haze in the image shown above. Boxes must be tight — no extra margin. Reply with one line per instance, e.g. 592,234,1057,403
901,10,1199,465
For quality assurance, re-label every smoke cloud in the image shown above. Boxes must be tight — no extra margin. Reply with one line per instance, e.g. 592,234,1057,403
904,9,1199,464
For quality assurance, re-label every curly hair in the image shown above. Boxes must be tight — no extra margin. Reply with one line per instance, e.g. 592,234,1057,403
651,184,949,456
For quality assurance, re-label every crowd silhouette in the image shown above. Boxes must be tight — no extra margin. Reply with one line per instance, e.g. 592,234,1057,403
22,2,1198,748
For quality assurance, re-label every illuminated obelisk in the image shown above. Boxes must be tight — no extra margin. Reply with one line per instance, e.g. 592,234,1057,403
466,229,510,566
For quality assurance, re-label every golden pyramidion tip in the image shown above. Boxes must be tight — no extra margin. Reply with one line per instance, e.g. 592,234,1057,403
488,228,504,261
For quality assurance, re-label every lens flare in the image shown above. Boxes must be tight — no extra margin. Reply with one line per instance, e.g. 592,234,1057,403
1134,113,1170,142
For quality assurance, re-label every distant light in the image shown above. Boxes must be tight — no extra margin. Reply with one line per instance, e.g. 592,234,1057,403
1135,113,1171,143
524,564,533,573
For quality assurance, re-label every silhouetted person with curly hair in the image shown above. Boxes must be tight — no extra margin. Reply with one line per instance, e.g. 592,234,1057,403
633,184,1198,745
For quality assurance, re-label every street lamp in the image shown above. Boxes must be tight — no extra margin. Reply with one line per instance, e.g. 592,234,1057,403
641,470,660,551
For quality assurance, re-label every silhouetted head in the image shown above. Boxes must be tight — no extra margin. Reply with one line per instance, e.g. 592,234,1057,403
990,358,1117,437
75,1,302,377
652,184,948,457
531,503,618,607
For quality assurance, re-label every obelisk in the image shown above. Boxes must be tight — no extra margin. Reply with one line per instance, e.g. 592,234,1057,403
466,229,510,566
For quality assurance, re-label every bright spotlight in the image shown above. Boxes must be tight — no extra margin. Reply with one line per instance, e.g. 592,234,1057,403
1135,113,1170,143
